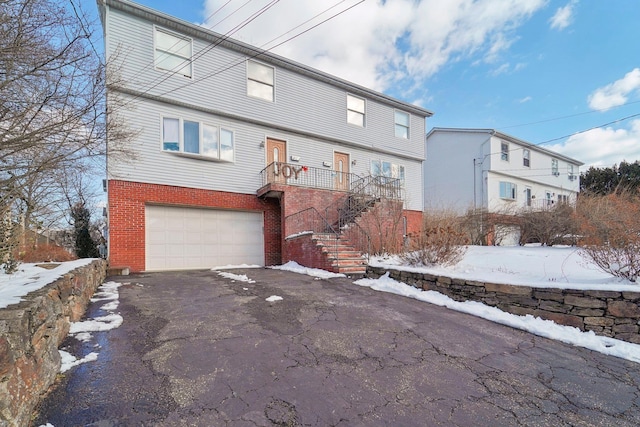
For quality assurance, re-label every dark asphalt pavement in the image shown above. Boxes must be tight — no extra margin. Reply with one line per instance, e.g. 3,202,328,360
33,268,640,426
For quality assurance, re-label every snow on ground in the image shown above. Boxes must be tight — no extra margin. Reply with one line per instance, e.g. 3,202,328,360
370,245,640,291
0,259,96,309
271,261,346,279
354,273,640,364
60,281,124,373
216,271,256,283
281,247,640,364
266,295,283,302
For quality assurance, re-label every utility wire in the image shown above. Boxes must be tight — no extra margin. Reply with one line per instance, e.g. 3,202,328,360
154,0,366,99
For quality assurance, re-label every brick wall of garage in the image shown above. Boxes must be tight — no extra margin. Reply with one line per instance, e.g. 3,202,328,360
108,180,281,272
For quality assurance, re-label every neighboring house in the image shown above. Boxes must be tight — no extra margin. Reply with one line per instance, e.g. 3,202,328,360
424,128,583,245
98,0,432,273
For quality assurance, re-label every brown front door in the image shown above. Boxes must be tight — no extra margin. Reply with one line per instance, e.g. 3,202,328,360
266,138,286,183
334,151,350,190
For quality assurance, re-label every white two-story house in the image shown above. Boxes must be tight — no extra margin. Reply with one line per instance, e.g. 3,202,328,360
99,0,432,273
425,128,583,245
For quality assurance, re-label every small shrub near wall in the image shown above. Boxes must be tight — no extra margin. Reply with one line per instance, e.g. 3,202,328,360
576,192,640,282
402,209,468,267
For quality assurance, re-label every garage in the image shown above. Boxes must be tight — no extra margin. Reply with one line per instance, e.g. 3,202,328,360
145,205,265,271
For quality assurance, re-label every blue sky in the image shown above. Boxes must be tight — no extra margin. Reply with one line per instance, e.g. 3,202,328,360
93,0,640,169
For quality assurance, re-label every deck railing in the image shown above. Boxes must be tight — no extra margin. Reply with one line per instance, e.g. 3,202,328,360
259,162,403,199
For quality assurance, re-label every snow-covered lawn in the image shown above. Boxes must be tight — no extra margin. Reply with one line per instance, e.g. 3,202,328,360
370,245,639,290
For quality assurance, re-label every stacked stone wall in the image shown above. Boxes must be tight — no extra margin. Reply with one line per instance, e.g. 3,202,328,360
0,260,106,427
367,266,640,344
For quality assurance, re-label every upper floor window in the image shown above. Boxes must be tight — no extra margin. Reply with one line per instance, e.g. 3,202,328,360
552,158,559,176
394,110,410,139
162,117,234,161
523,149,530,167
499,181,517,200
501,142,509,161
347,94,365,127
154,27,192,78
247,60,274,102
568,164,577,181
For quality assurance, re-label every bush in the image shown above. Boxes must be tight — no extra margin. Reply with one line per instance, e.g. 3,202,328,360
402,210,468,267
576,192,640,282
17,243,77,263
519,202,578,246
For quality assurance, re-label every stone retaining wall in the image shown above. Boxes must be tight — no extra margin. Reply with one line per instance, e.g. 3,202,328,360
0,259,106,427
367,266,640,344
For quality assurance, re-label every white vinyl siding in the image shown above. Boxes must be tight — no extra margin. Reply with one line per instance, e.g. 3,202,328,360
394,110,410,139
154,27,192,77
247,60,274,102
347,94,365,127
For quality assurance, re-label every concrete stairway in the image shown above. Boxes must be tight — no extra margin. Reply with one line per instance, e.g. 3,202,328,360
312,233,368,275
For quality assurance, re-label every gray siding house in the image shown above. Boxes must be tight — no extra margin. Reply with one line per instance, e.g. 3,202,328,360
99,0,433,272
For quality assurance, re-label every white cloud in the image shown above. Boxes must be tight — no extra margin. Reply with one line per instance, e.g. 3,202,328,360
518,96,532,103
200,0,547,92
587,68,640,111
549,0,577,30
547,119,640,168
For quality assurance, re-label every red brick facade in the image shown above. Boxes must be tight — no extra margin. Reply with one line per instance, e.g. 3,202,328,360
108,180,422,272
108,180,281,272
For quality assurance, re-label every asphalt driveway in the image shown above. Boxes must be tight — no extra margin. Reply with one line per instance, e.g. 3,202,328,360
34,268,640,426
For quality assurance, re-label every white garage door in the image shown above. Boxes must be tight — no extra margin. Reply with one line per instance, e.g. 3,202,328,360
145,205,264,271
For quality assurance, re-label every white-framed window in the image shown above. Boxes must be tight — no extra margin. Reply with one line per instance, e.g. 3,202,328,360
568,164,576,181
154,27,192,78
247,60,274,102
501,142,509,161
523,149,530,167
394,110,410,139
525,187,532,207
558,194,569,204
162,117,234,161
552,158,559,176
347,94,365,127
370,160,405,183
499,181,517,200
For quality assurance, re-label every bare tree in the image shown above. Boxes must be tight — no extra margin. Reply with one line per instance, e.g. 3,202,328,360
0,0,135,259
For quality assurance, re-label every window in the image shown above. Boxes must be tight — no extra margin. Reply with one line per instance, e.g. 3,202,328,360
501,142,509,161
247,60,274,101
568,164,576,181
525,187,532,207
370,160,405,182
558,194,569,204
545,191,553,206
162,117,233,161
523,149,530,167
394,110,410,139
347,94,365,127
155,27,192,77
552,158,559,176
499,181,517,200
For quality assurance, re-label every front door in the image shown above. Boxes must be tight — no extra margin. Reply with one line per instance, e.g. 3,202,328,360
266,138,286,183
334,151,350,190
